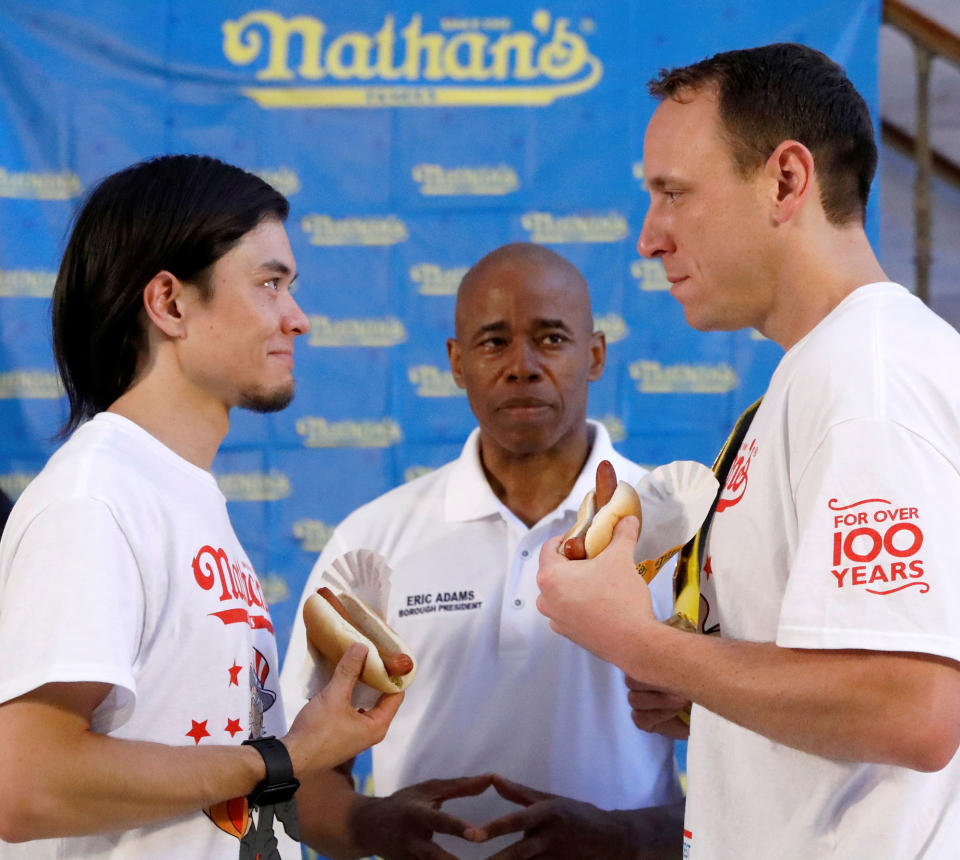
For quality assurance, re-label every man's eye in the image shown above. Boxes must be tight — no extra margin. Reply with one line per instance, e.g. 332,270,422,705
263,278,281,291
665,191,682,203
543,333,568,345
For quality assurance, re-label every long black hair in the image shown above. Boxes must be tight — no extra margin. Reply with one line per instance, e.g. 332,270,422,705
52,154,289,436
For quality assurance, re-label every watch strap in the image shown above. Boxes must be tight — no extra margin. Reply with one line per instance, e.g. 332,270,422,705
242,736,300,806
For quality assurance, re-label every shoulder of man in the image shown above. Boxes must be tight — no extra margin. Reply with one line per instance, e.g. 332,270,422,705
319,458,459,554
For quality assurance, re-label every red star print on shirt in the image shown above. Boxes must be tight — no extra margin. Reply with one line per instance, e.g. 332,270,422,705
704,556,713,579
186,719,211,745
228,662,243,686
225,718,243,738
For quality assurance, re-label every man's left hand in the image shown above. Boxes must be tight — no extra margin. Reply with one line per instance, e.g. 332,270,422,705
468,775,635,860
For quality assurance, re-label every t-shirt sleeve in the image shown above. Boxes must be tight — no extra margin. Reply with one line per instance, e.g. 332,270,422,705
0,497,143,731
777,418,960,662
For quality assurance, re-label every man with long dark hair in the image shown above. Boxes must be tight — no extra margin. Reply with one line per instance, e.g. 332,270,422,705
0,155,401,859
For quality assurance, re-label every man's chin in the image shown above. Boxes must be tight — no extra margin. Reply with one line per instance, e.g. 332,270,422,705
239,385,295,414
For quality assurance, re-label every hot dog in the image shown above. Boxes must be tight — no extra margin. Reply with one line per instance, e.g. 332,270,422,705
561,460,643,561
303,587,417,693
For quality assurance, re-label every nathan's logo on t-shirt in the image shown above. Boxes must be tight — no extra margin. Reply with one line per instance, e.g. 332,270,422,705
715,438,758,513
829,498,927,595
192,544,274,632
398,589,482,618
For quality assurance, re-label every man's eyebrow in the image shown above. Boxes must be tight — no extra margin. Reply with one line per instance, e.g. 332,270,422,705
259,259,298,283
647,175,688,192
533,318,572,330
473,321,509,336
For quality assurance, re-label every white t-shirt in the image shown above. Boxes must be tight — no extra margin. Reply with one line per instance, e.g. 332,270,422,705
0,413,300,860
685,283,960,859
282,421,682,859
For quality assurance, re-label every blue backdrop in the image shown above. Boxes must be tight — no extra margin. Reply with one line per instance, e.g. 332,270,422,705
0,1,881,853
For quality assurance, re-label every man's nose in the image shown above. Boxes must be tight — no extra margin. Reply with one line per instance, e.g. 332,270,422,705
283,293,311,336
637,207,672,258
506,339,541,380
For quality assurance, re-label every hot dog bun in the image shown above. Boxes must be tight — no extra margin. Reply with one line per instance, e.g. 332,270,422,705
582,481,642,558
561,481,642,559
303,590,417,693
562,490,597,549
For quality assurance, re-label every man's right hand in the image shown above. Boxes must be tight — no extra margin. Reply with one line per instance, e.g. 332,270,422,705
284,643,404,778
624,675,690,740
349,774,494,860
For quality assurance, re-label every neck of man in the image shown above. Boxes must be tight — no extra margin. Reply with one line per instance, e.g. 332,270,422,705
478,422,593,528
107,362,230,471
759,222,889,351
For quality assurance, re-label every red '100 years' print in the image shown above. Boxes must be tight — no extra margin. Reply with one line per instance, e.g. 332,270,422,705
828,498,929,596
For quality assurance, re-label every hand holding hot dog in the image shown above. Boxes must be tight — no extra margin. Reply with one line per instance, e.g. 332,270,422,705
284,642,404,777
538,516,663,675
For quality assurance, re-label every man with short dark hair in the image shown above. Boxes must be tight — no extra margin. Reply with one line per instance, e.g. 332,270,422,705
0,155,401,859
282,242,683,859
537,43,960,858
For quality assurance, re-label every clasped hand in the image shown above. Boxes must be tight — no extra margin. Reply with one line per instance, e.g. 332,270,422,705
349,773,642,860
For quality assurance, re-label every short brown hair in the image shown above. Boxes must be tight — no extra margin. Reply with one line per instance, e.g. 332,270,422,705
649,43,877,225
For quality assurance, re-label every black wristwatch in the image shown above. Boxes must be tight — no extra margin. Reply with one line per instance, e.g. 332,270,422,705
242,736,300,807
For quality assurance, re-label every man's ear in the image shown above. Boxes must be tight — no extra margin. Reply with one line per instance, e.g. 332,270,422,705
764,140,815,225
446,337,467,389
142,271,188,338
587,330,606,382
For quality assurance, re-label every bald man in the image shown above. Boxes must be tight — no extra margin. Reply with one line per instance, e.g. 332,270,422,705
281,243,682,859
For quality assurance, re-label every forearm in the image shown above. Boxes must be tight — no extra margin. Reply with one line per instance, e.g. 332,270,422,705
627,625,960,770
295,766,370,859
612,799,685,859
1,724,264,841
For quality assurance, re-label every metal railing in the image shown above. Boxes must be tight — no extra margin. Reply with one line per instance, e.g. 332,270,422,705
882,0,960,303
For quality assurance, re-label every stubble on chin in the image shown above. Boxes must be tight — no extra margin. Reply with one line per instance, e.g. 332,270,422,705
239,383,295,414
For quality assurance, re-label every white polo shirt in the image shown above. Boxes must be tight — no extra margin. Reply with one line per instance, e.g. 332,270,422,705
282,421,681,858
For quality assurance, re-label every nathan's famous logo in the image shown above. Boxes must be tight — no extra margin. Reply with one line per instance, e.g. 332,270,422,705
630,259,670,292
405,465,435,482
593,312,626,343
308,315,407,347
222,11,602,108
192,545,274,632
522,211,628,244
408,365,465,397
215,470,291,501
596,414,626,443
830,498,927,595
292,519,336,552
410,262,468,296
0,167,80,199
301,214,408,246
412,163,519,196
253,167,301,195
295,417,403,448
0,472,35,499
0,269,56,298
715,439,757,513
0,371,63,399
628,360,738,394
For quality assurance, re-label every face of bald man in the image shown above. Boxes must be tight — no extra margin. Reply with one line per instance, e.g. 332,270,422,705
447,252,605,458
